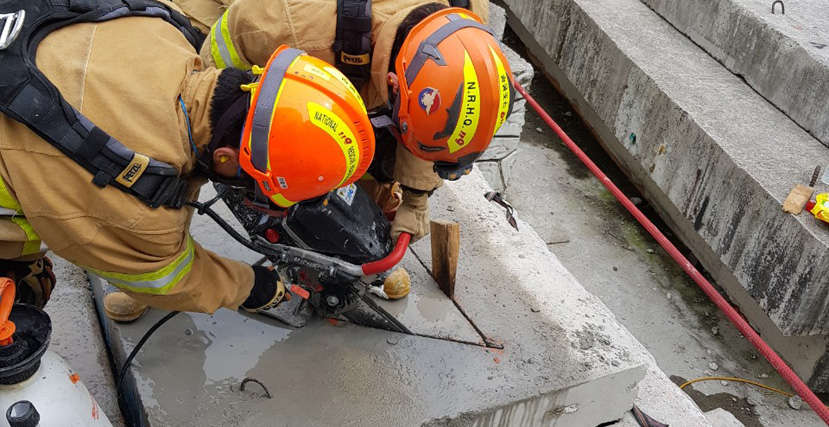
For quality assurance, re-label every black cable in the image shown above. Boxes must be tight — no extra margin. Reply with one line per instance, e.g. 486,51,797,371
116,310,180,393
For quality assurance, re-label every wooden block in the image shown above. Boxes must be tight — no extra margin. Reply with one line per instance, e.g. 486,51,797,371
783,184,814,214
430,220,460,299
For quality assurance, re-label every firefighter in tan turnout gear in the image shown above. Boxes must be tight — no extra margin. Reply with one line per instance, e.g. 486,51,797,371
174,0,516,245
0,0,375,319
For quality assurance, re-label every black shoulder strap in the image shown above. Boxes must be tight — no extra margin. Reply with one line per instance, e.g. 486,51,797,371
448,0,470,8
0,0,204,208
334,0,372,90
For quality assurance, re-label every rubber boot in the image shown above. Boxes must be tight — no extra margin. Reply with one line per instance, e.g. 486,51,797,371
382,268,410,300
103,292,148,322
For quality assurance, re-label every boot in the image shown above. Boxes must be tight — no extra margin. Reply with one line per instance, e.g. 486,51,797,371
103,292,148,322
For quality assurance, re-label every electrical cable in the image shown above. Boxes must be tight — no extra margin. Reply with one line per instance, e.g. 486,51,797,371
681,377,794,397
116,310,180,393
515,81,829,424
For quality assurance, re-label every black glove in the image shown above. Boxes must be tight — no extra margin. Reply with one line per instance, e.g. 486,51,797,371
242,266,287,312
1,256,56,309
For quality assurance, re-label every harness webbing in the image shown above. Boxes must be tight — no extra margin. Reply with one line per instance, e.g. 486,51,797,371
0,0,204,208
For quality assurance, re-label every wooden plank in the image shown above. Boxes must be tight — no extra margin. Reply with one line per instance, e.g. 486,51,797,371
430,220,460,299
783,184,814,214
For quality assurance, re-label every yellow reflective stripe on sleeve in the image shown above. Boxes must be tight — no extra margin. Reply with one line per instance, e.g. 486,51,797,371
210,11,249,70
0,174,40,255
209,18,227,69
9,217,41,256
85,236,195,295
0,174,21,213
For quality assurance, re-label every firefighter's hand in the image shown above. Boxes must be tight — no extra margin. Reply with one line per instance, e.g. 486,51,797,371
391,189,430,243
2,256,56,309
242,265,287,312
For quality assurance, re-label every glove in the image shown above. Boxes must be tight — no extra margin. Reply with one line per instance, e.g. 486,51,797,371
1,256,56,309
241,265,287,312
391,189,430,243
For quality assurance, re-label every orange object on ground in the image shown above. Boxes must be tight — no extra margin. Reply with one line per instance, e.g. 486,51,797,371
239,45,375,208
0,277,16,346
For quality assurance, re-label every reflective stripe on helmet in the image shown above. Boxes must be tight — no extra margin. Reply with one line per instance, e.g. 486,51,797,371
404,15,494,87
307,102,361,187
210,11,249,69
84,236,195,295
446,52,480,153
490,46,512,136
0,174,42,255
248,48,303,173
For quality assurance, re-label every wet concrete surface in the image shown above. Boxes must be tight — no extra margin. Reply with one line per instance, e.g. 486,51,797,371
503,37,825,425
92,175,659,426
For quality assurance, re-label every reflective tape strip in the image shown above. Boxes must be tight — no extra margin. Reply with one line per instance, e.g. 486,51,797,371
9,217,42,256
85,236,195,295
0,174,40,255
210,11,248,69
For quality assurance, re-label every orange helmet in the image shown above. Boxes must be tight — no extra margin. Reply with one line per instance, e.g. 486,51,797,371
239,46,375,208
393,8,515,180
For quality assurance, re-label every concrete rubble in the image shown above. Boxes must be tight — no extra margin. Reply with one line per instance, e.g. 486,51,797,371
84,172,710,426
477,4,533,193
499,0,829,390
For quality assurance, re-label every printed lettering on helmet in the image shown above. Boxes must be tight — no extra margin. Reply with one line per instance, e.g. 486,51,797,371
307,102,360,187
447,52,480,154
489,45,511,137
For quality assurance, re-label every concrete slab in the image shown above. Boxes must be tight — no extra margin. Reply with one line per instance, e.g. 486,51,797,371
500,0,829,389
91,171,676,427
370,252,484,345
639,0,829,147
46,257,125,427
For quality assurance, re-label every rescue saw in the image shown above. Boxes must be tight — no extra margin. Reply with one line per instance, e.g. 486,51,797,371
190,183,412,334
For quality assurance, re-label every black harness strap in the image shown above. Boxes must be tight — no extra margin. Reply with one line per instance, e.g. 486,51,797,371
448,0,470,8
334,0,372,90
0,0,204,208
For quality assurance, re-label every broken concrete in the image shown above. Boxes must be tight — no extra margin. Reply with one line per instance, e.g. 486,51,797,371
477,3,533,193
639,0,829,147
90,172,709,426
500,0,829,389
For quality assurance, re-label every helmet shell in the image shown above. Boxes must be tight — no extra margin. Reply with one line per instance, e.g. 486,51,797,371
240,46,375,208
395,8,515,166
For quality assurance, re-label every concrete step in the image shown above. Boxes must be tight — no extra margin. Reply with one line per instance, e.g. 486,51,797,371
639,0,829,148
498,0,829,390
92,170,709,427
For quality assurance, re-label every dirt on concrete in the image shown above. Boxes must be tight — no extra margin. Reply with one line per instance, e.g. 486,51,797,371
502,26,824,427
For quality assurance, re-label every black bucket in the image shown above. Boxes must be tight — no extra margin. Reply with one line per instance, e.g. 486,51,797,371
0,305,51,385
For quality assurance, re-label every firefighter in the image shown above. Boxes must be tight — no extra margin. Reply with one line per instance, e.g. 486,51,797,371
179,0,515,243
0,0,374,320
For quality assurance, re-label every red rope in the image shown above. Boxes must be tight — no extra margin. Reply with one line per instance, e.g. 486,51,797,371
515,82,829,424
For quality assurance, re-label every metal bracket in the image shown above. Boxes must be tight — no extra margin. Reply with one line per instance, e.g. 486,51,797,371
485,191,519,231
0,10,24,50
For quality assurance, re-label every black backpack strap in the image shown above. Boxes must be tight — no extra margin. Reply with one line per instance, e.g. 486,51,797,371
448,0,470,9
0,0,204,208
333,0,372,90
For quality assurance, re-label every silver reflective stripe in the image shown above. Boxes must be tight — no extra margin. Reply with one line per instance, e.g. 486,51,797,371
212,18,235,70
404,17,493,86
0,207,19,216
86,237,195,295
249,48,303,172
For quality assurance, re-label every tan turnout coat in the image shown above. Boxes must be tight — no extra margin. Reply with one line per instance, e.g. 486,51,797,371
0,12,253,312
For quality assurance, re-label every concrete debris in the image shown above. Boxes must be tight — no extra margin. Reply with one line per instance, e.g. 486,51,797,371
758,373,770,379
789,395,803,410
535,127,544,133
708,362,719,371
711,327,719,336
666,293,672,300
704,408,745,427
630,197,643,206
646,249,655,254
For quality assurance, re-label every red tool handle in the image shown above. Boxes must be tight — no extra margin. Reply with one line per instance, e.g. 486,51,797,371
362,233,411,276
0,278,16,346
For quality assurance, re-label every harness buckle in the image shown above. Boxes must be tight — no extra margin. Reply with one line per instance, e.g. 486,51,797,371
0,10,25,50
